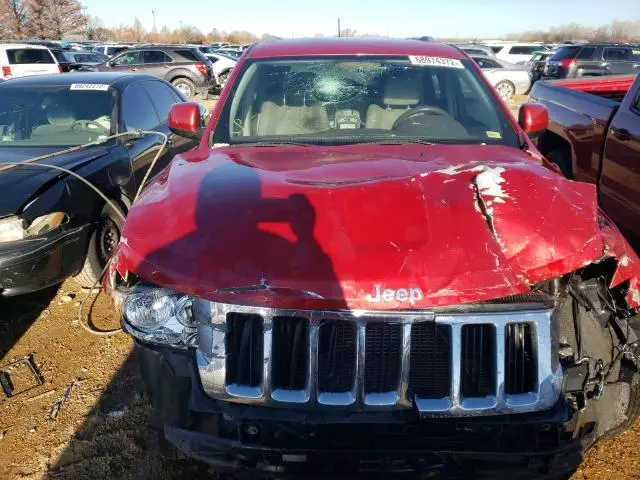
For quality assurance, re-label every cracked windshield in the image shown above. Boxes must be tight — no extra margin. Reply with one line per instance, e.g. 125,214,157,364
1,0,640,480
223,57,519,146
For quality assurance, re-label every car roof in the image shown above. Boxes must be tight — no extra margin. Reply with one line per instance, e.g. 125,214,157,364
248,38,466,59
0,43,50,50
0,72,158,89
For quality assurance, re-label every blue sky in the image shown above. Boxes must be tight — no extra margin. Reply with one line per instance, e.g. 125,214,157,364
81,0,639,39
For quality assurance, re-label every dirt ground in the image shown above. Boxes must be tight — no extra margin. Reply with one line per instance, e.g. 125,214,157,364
2,282,640,480
2,94,640,480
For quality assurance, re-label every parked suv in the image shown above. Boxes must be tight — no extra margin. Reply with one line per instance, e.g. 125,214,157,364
92,44,130,57
545,44,640,79
487,43,543,64
0,44,60,80
93,45,214,98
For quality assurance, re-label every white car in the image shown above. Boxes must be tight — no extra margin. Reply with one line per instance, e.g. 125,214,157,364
484,43,542,64
204,52,236,85
196,47,237,85
91,44,130,57
0,44,60,80
471,55,531,101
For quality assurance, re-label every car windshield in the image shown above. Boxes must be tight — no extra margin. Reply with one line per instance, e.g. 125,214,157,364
0,86,116,147
550,46,581,61
215,56,519,148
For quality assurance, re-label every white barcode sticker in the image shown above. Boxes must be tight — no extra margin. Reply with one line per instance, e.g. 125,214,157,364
409,56,464,69
70,83,110,91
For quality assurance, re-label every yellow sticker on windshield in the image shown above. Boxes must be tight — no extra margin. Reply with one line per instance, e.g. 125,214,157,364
486,131,502,139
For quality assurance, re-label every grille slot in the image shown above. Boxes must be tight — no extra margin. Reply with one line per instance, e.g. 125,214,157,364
461,324,496,397
226,313,263,387
364,323,402,393
505,323,536,394
409,323,451,398
272,317,308,390
318,321,356,393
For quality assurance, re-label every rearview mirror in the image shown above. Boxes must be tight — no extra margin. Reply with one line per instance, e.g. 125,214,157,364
168,103,204,140
518,103,548,138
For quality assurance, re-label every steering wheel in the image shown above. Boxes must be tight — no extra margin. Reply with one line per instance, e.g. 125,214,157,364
391,106,451,130
70,120,109,133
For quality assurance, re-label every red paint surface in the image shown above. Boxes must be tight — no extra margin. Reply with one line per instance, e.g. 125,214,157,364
248,38,467,60
168,103,200,134
111,143,640,310
554,75,635,95
518,103,549,135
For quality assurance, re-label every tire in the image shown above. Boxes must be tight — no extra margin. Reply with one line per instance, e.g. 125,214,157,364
73,202,125,288
495,80,515,101
545,147,573,179
171,77,196,98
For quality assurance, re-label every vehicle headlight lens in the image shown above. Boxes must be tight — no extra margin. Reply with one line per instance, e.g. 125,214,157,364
0,212,67,243
122,285,198,348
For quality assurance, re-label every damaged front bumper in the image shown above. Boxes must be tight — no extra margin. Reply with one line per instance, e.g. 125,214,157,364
136,341,590,478
0,223,90,296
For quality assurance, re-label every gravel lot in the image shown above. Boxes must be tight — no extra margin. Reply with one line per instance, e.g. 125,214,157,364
1,94,639,480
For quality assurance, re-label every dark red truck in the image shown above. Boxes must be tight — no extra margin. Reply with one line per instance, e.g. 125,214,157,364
530,74,640,246
107,39,640,479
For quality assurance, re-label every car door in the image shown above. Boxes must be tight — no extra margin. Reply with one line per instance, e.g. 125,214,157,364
598,79,640,243
140,50,173,78
119,82,168,199
103,51,141,73
602,47,636,75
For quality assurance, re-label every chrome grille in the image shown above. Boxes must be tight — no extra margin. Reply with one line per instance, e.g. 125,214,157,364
195,302,562,417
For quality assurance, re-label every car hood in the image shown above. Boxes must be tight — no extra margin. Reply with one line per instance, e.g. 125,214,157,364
113,143,640,310
0,145,112,217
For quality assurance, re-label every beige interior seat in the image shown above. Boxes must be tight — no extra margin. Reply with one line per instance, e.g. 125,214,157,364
366,75,422,130
255,73,329,136
32,104,76,136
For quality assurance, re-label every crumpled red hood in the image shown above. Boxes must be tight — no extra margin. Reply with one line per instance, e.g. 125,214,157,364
112,144,640,310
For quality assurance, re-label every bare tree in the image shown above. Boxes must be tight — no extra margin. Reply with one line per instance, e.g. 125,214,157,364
131,17,146,42
85,15,108,41
1,0,29,38
48,0,86,39
27,0,50,38
339,28,357,37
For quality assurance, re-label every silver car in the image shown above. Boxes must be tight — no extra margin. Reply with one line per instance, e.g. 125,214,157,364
471,55,532,100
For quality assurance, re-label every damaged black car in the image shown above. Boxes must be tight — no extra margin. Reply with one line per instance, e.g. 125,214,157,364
0,72,198,296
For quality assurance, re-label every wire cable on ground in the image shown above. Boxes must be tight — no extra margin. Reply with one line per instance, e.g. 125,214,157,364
3,130,168,336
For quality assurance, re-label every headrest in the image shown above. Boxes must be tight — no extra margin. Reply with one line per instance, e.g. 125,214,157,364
383,74,421,106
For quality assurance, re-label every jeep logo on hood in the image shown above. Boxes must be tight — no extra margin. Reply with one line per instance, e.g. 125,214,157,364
366,284,424,305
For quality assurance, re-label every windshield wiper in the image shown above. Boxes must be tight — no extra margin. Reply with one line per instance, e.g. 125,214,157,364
357,138,436,146
230,141,312,147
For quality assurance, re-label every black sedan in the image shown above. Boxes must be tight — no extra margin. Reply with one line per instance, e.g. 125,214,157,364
0,72,200,296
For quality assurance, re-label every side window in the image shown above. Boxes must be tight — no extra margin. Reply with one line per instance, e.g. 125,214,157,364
576,47,596,59
490,46,504,54
111,51,140,66
603,48,630,61
143,81,182,122
509,46,537,55
7,48,55,64
122,83,161,131
209,56,219,64
143,51,171,64
174,49,199,61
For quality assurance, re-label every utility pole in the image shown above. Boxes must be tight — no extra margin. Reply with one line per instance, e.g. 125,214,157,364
152,10,156,32
338,18,341,37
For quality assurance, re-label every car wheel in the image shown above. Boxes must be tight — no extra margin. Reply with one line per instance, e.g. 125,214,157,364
73,202,125,288
172,78,196,98
495,80,515,101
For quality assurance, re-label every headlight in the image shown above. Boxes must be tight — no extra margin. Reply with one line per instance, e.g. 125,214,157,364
0,212,66,243
123,285,198,348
